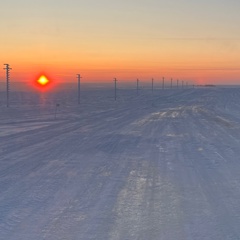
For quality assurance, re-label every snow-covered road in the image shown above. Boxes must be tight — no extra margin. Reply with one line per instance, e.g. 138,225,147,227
1,87,240,239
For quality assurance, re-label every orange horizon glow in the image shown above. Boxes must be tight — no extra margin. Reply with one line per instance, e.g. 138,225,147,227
1,35,240,86
2,63,239,86
1,57,240,87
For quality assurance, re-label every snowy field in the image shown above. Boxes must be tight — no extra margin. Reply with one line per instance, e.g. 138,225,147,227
1,85,240,239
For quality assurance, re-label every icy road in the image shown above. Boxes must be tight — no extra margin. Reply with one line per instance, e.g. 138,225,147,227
1,87,240,239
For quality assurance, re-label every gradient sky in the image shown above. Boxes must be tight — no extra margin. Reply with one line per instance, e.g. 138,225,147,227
1,0,240,84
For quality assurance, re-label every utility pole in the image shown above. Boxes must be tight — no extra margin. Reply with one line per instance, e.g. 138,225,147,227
77,74,82,104
114,78,117,101
137,79,139,95
54,103,60,120
162,77,165,89
152,78,154,93
3,64,12,107
182,80,184,89
171,78,173,89
177,79,179,89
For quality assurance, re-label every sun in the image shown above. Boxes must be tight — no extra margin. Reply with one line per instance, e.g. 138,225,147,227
31,73,54,91
37,75,49,86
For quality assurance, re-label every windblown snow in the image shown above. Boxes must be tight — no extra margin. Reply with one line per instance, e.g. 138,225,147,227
1,86,240,240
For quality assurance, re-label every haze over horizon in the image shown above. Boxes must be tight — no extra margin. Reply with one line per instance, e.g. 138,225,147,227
1,0,240,85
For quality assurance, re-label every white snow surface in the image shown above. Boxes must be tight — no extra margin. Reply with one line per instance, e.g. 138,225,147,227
1,86,240,239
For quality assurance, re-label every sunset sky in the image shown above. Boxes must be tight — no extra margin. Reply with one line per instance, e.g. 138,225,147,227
1,0,240,85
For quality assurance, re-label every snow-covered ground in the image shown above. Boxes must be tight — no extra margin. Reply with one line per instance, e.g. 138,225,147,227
1,86,240,240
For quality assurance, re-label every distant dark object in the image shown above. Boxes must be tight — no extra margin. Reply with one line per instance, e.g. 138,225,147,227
55,103,60,119
204,84,216,87
197,84,216,87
